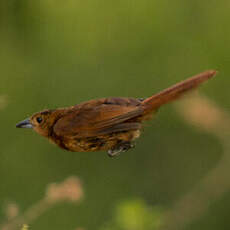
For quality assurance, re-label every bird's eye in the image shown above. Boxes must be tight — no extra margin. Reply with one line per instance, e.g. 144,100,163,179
36,117,43,123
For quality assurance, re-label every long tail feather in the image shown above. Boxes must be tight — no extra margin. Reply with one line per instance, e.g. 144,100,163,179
142,70,217,113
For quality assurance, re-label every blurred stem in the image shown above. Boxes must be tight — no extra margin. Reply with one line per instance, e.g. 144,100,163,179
0,173,82,230
0,198,52,230
160,94,230,230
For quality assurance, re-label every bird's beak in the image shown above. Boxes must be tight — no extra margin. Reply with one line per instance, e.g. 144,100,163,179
16,118,33,128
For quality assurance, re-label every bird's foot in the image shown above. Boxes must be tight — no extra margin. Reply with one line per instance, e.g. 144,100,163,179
107,141,135,157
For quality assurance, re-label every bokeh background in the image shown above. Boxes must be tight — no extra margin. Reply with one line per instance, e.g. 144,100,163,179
0,0,230,229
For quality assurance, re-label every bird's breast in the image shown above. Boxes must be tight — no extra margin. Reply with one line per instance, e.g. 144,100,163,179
50,130,141,152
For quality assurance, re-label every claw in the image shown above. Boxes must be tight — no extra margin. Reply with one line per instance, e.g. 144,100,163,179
107,141,135,157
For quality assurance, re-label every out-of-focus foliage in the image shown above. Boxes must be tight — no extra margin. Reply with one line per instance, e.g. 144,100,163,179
21,224,28,230
100,199,162,230
0,0,229,229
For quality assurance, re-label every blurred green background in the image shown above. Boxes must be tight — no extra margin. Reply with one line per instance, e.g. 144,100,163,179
0,0,229,229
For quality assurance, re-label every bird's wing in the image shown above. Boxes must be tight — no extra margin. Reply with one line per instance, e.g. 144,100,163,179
53,98,143,138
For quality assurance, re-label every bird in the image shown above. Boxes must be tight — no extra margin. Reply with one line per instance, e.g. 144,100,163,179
16,70,217,157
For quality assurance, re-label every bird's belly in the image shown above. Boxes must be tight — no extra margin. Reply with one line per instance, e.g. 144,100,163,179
55,130,141,152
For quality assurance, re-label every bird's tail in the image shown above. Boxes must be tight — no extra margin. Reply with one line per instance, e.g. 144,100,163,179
142,70,217,114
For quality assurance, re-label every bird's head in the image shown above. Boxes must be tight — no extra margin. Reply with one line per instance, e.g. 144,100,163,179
16,109,62,137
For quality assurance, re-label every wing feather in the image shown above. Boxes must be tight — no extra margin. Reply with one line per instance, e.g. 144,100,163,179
53,100,143,138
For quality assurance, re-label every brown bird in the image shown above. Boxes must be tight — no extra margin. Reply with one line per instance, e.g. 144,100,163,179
16,70,217,157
